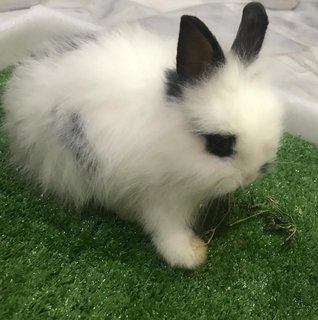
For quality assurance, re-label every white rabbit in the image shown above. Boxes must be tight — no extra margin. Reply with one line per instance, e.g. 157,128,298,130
2,2,283,268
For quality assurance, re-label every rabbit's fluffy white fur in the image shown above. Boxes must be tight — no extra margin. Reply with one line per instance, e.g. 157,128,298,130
3,3,283,268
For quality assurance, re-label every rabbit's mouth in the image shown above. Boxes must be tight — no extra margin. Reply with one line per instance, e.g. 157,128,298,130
213,175,242,196
242,173,259,187
242,162,274,186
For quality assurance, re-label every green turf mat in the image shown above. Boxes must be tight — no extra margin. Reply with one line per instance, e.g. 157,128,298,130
1,70,317,320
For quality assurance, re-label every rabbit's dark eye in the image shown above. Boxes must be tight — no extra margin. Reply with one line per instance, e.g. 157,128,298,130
204,133,236,157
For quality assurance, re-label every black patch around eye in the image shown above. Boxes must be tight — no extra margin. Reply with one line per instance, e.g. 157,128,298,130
204,133,236,157
165,69,184,99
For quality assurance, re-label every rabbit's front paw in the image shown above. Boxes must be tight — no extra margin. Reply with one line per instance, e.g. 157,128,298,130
155,233,208,269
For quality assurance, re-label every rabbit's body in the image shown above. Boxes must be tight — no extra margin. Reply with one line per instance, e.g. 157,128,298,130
3,3,284,268
4,27,179,206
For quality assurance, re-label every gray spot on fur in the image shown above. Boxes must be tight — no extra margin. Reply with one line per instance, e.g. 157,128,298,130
55,33,97,54
29,33,97,60
61,113,97,173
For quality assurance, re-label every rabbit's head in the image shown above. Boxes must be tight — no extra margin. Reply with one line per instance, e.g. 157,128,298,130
167,2,283,194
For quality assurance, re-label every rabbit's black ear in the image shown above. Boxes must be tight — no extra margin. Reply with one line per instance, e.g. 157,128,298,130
231,2,268,63
176,15,225,82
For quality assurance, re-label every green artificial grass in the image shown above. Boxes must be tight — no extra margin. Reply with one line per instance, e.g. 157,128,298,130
0,69,318,320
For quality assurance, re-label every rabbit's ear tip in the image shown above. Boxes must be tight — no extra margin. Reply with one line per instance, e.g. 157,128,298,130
180,15,195,22
243,2,267,13
179,15,206,27
231,1,268,63
176,15,225,82
242,2,268,26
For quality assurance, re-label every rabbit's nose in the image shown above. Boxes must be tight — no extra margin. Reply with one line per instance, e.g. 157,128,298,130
260,162,272,174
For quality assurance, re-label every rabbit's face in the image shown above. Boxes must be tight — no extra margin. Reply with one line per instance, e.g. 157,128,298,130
168,3,283,193
183,57,283,189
